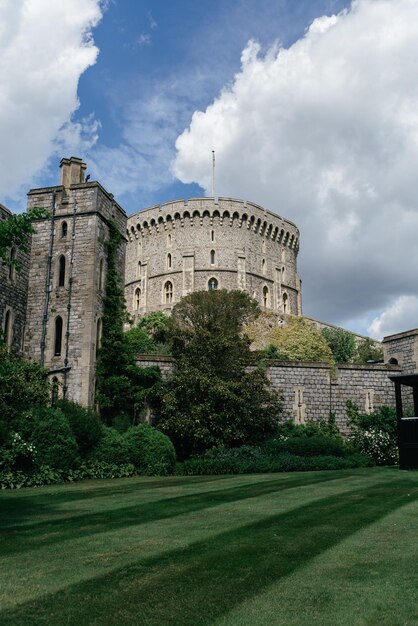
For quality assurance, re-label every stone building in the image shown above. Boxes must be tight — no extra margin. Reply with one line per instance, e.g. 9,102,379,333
125,198,302,323
3,157,127,406
0,203,30,355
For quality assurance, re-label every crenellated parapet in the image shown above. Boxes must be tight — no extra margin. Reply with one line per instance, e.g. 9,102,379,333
126,198,300,252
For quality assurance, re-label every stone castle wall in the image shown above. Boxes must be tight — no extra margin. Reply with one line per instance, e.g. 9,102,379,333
0,204,29,355
135,355,400,433
125,198,302,323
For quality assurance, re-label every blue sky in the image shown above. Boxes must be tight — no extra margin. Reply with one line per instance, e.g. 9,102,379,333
2,0,418,338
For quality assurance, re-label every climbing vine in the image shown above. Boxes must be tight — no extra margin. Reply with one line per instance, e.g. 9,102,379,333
95,221,161,424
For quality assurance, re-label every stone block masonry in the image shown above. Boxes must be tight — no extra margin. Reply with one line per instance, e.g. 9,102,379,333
135,355,401,434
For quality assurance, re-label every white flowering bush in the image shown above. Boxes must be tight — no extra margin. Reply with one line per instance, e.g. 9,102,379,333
346,401,398,466
0,432,37,473
349,429,397,466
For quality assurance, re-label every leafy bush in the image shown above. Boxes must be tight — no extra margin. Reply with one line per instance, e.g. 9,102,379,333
123,424,176,475
0,432,37,473
347,401,397,465
353,338,384,363
0,462,136,489
89,427,129,465
262,435,347,458
20,406,80,471
58,400,102,457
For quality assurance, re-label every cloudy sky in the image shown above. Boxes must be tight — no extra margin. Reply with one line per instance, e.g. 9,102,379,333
1,0,418,339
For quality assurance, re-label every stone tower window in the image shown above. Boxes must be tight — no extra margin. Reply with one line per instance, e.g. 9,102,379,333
54,316,63,356
3,308,12,350
8,247,16,281
210,250,215,265
96,318,102,354
61,222,68,238
138,261,141,278
211,230,215,242
208,277,218,290
135,287,141,310
283,292,288,313
167,253,172,269
167,233,172,246
263,286,269,308
58,255,66,287
262,259,266,275
164,281,173,304
99,259,104,291
262,239,266,253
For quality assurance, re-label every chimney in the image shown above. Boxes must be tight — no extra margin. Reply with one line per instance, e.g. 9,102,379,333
60,157,87,190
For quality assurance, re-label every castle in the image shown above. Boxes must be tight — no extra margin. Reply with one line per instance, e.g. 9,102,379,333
0,156,302,406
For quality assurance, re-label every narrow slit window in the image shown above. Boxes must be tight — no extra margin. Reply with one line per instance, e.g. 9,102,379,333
210,250,215,265
167,253,172,269
4,309,12,349
58,255,66,287
99,259,104,291
61,222,68,238
54,316,63,356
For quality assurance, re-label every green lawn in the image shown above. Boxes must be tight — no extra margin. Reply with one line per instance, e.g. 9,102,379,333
1,468,418,625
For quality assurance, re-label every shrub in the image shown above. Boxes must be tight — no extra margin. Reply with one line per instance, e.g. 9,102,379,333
25,406,79,471
123,425,176,475
57,400,102,457
0,432,37,473
177,450,373,475
262,435,347,458
89,427,129,465
347,401,397,465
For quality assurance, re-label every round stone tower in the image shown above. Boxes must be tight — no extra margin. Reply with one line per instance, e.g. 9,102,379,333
125,197,301,321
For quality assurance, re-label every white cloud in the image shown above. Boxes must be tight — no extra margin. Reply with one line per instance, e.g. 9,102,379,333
0,0,103,198
173,0,418,333
368,296,418,339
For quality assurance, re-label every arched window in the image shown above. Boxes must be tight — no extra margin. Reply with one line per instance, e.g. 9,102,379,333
54,316,63,356
167,253,172,269
283,292,288,314
98,258,104,291
263,286,269,308
210,249,215,265
58,255,66,287
164,281,173,304
135,287,141,310
167,233,172,246
211,230,215,242
51,377,59,405
138,261,141,278
61,222,68,238
208,277,218,290
262,259,266,275
8,247,16,281
3,309,12,349
96,318,102,355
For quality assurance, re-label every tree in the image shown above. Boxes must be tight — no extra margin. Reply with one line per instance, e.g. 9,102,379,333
268,317,334,364
95,223,162,424
353,337,384,363
0,346,50,442
0,207,49,268
125,312,171,356
152,290,282,459
321,326,356,363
